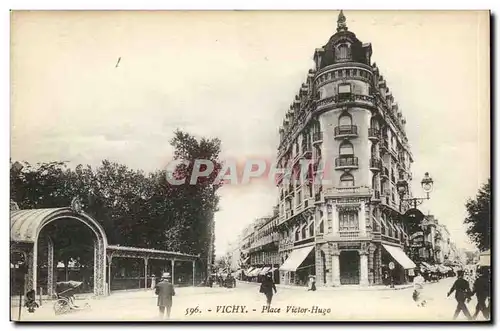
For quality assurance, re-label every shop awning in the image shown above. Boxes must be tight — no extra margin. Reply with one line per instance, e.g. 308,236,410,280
382,244,416,270
249,267,262,277
280,245,315,272
259,267,271,275
244,267,255,275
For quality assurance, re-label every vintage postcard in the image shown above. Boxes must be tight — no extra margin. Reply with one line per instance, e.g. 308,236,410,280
10,10,491,322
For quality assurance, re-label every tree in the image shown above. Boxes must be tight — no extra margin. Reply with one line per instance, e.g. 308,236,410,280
464,179,491,251
10,130,223,278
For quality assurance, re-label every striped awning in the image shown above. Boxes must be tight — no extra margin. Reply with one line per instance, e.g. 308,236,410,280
259,267,271,275
249,267,263,277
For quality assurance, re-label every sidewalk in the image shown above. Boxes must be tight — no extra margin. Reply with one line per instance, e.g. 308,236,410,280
238,280,412,291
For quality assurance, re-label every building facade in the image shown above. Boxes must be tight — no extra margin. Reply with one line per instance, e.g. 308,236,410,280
275,11,417,287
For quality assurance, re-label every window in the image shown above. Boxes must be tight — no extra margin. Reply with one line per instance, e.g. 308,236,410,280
301,224,306,239
319,220,324,234
309,222,314,237
295,228,300,241
339,211,359,231
338,83,351,94
340,173,355,187
338,113,352,126
339,141,354,156
336,43,351,61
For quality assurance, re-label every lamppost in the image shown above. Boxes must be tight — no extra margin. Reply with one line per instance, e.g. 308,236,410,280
396,172,434,263
396,172,434,213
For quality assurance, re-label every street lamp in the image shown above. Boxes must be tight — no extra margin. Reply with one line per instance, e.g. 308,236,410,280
396,172,434,212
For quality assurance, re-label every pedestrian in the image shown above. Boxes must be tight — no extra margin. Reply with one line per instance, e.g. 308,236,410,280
447,270,472,320
412,271,426,307
150,274,156,290
155,272,175,320
259,273,277,308
471,269,490,320
307,275,316,291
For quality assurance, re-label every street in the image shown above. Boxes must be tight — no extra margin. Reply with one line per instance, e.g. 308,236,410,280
11,277,489,322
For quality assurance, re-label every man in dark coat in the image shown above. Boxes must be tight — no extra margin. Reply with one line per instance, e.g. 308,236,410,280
259,273,277,308
471,269,490,320
155,273,175,320
447,270,472,320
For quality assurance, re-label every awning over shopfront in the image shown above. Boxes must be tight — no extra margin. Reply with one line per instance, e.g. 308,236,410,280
280,245,315,272
248,267,263,277
382,244,416,270
244,267,255,275
259,267,271,275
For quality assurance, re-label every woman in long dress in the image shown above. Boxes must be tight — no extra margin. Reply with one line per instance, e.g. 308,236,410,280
150,274,156,290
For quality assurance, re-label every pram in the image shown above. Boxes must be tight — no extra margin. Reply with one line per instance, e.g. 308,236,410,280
53,281,90,315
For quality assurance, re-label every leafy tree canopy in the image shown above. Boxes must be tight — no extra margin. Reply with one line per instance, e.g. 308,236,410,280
464,179,490,251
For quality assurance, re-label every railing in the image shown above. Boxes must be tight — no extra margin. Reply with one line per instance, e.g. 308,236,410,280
369,158,382,170
315,94,375,109
334,125,358,138
335,156,359,169
368,128,380,139
312,131,323,144
301,142,312,156
382,234,401,245
382,167,390,178
381,139,389,151
339,230,360,239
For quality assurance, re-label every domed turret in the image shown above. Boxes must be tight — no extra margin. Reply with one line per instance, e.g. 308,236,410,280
315,10,373,69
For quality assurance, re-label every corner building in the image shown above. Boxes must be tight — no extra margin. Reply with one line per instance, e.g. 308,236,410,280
276,11,416,287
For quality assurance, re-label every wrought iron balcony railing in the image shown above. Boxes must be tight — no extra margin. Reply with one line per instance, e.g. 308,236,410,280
334,125,358,139
335,156,359,169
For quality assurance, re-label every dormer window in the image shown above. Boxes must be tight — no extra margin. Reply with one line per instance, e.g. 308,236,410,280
335,43,351,62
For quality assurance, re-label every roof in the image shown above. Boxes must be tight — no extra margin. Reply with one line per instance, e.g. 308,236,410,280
10,207,108,246
11,208,67,242
107,245,199,259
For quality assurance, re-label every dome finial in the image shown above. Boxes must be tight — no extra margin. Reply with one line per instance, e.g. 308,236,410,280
337,10,348,32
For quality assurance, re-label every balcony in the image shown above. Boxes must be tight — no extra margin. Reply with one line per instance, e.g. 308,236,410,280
312,132,323,144
368,128,380,142
380,139,389,152
335,156,359,170
301,142,312,158
315,94,376,109
339,230,360,239
369,158,382,172
381,234,401,245
371,190,381,202
381,167,390,179
334,125,358,139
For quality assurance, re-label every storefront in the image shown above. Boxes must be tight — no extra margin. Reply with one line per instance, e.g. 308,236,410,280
279,245,315,286
381,244,416,285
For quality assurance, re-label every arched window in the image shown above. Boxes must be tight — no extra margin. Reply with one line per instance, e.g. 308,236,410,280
339,141,354,156
295,228,300,241
336,43,351,61
301,224,306,239
338,113,352,126
308,222,314,237
319,220,324,234
340,173,355,187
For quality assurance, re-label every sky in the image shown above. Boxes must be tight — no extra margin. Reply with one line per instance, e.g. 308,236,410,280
11,10,490,256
